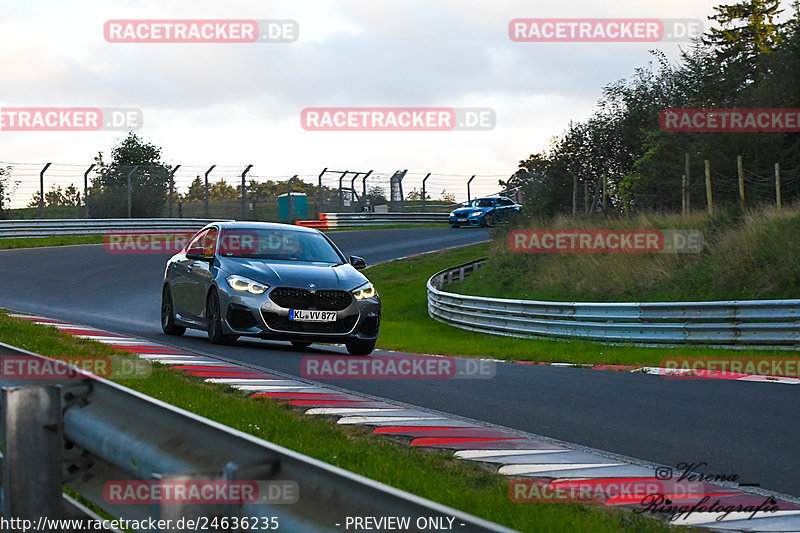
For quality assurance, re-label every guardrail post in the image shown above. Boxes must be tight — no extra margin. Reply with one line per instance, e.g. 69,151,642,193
83,164,95,219
467,175,475,203
241,165,253,221
168,165,181,218
39,163,51,219
1,385,63,521
422,173,431,212
126,165,139,218
204,165,216,219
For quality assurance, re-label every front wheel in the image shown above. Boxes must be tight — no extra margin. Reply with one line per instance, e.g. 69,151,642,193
345,339,376,355
482,213,495,227
161,286,186,336
206,290,238,345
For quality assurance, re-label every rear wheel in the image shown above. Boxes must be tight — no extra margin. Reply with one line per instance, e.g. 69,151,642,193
345,339,376,355
161,286,185,336
291,341,312,350
206,290,238,345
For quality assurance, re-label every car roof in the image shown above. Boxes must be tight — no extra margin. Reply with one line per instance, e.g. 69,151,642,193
202,221,321,234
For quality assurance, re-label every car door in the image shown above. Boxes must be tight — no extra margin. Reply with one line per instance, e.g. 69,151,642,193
171,229,207,320
184,227,219,321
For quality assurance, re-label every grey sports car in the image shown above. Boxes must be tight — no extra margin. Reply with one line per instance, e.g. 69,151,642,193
160,221,381,355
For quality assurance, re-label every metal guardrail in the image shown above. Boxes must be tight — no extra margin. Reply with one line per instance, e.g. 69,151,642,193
0,218,230,239
427,259,800,346
298,212,449,229
0,343,511,533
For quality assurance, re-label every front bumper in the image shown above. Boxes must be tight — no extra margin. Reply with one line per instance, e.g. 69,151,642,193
449,214,484,226
218,286,381,343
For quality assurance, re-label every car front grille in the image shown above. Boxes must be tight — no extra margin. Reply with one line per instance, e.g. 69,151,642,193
269,287,352,311
261,311,358,334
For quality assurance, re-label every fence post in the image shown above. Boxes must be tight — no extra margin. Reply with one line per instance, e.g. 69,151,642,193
126,165,139,218
704,160,713,216
775,162,782,210
39,163,51,219
1,385,63,521
601,173,607,213
83,164,95,219
287,176,295,221
362,170,372,211
584,181,589,214
204,165,216,218
422,172,431,212
338,170,348,211
685,152,691,212
240,164,252,220
168,165,180,218
681,174,687,215
572,176,577,217
621,185,629,218
467,175,475,203
737,155,745,209
317,167,327,217
350,173,360,212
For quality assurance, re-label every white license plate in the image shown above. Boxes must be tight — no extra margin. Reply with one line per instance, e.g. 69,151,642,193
289,310,337,322
457,218,467,222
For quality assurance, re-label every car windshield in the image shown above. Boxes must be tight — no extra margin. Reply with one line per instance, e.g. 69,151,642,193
469,199,494,208
219,228,343,264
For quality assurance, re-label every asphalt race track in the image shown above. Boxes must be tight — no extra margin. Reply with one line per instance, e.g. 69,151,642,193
1,227,798,499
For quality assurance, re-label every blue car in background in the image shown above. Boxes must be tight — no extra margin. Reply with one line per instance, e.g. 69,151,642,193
449,196,521,227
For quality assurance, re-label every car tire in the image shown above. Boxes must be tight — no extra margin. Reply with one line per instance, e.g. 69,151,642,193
161,286,186,336
206,289,238,345
482,213,495,227
345,339,376,355
291,341,312,350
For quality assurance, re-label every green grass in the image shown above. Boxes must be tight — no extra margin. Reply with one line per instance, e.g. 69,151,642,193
366,242,794,366
454,206,800,302
0,311,686,533
0,235,105,249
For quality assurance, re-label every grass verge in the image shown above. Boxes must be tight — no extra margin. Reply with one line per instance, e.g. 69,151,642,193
0,310,685,533
0,235,105,249
367,242,794,366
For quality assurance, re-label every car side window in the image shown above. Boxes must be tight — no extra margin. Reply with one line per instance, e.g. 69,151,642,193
187,229,209,251
200,228,218,257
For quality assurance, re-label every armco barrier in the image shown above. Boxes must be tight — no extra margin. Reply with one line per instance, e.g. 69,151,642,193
297,212,449,229
427,259,800,347
0,218,230,239
0,343,511,532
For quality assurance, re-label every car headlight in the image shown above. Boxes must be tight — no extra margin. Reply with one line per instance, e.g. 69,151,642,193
352,282,377,300
226,275,268,295
449,211,456,217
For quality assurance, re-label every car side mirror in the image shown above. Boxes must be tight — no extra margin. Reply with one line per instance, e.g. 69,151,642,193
186,246,211,261
349,255,367,270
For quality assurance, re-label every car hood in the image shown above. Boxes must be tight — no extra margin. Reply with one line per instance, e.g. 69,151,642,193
218,257,368,291
452,207,488,216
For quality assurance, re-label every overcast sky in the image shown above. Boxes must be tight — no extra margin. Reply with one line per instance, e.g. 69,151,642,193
0,0,750,204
